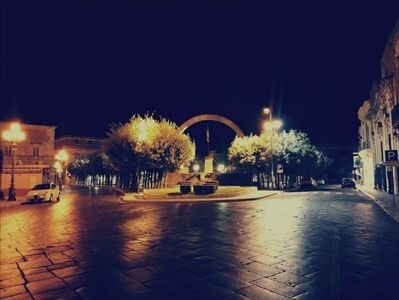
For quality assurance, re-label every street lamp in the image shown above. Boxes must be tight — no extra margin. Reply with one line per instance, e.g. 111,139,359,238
192,163,200,173
2,122,25,201
55,149,68,191
263,108,282,189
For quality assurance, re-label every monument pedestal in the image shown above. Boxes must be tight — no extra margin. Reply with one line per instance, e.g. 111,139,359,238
204,154,214,174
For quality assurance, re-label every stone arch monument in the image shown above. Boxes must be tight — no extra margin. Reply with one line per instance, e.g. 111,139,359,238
179,114,245,137
179,114,245,173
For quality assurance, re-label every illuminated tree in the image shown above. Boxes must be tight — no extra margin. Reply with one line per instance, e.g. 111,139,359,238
103,114,195,191
68,152,114,186
228,129,331,189
68,157,90,184
274,129,331,185
228,134,260,171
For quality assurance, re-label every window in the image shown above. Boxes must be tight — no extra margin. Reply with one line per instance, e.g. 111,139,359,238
5,146,12,156
33,147,39,157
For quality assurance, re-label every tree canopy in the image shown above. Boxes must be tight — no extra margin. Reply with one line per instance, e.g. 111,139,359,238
228,129,331,186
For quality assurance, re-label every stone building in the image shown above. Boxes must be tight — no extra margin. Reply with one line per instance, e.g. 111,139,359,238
0,122,56,194
357,18,399,194
55,135,104,163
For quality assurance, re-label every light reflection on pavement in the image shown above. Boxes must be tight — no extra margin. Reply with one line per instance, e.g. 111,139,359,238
1,187,399,299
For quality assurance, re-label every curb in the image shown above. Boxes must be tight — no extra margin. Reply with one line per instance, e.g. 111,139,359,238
120,190,278,204
358,187,399,223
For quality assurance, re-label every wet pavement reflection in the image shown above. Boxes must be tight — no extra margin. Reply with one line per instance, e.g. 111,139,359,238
1,186,399,299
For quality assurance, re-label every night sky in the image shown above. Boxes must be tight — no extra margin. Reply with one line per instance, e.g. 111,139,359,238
1,1,398,156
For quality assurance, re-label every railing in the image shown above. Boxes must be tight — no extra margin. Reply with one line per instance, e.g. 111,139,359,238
358,142,371,151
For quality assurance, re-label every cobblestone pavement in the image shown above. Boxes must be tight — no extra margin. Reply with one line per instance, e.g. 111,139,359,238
1,186,399,299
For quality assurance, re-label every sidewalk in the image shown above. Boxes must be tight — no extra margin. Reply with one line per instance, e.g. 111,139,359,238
0,196,25,208
358,185,399,223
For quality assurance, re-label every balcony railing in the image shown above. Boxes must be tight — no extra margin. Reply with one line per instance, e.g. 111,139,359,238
358,142,371,151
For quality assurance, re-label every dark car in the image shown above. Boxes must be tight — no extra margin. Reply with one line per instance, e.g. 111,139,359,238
341,177,356,189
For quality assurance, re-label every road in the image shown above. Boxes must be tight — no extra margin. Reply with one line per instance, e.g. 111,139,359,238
1,185,399,299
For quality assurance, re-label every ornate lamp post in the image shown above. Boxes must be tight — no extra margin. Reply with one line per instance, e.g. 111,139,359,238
55,150,68,191
2,122,25,201
263,108,282,189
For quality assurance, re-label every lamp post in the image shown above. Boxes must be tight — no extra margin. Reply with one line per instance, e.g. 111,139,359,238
55,150,68,191
263,108,282,189
2,122,25,201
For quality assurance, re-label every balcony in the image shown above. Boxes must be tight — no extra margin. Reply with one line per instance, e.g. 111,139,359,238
358,142,371,151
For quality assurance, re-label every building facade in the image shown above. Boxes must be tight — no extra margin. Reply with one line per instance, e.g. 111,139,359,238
0,122,57,193
0,121,107,195
357,18,399,194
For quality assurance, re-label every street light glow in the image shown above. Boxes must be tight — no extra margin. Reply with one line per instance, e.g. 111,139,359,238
273,120,283,129
261,107,283,189
217,164,225,173
263,107,271,115
2,123,26,142
2,122,25,201
192,164,200,172
55,150,68,191
54,161,62,171
55,149,68,162
263,119,283,131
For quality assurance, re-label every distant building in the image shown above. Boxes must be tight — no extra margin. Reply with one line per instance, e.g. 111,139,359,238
55,135,104,164
55,135,106,186
0,122,56,193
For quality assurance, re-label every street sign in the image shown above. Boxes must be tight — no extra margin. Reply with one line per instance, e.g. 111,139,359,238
385,150,398,161
277,164,284,174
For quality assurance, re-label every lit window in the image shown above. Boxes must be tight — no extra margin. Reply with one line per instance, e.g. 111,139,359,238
33,147,39,157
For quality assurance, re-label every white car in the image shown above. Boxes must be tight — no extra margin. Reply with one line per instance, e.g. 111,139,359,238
26,183,60,202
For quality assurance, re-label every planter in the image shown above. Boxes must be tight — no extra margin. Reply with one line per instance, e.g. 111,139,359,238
180,182,192,194
193,182,217,195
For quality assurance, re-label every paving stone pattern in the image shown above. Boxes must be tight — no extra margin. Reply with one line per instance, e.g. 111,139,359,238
1,188,399,299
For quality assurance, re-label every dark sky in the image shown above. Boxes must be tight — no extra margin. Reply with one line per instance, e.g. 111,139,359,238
1,1,398,156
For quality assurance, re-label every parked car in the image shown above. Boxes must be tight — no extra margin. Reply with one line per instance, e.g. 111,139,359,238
26,183,60,202
300,177,317,189
341,177,356,189
316,179,325,185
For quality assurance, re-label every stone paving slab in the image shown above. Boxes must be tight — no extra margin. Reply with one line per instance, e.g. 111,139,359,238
1,186,399,299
